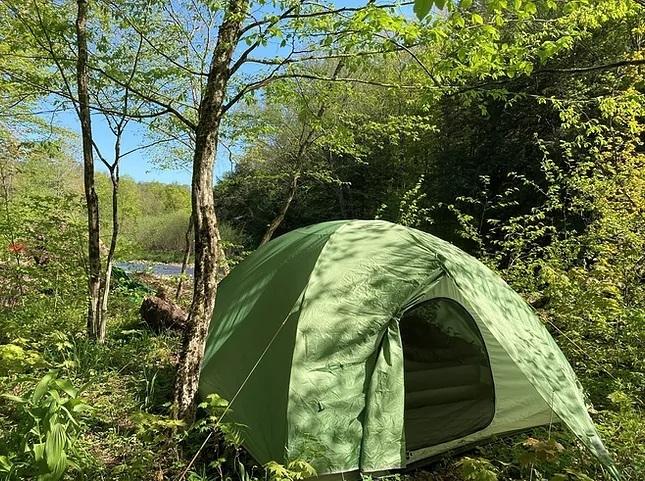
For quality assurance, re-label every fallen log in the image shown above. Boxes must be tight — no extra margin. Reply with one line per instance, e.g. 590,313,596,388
140,294,188,332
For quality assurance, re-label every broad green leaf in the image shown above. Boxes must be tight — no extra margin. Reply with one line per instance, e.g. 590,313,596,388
33,443,45,462
32,371,57,404
49,389,61,404
54,379,78,399
0,455,12,472
414,0,434,20
45,423,67,474
524,1,537,14
70,401,91,413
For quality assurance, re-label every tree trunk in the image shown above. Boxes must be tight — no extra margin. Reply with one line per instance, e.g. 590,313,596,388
173,0,249,421
337,182,347,218
76,0,102,340
175,213,193,301
0,155,25,302
176,212,229,302
99,165,119,338
259,172,300,246
259,61,344,246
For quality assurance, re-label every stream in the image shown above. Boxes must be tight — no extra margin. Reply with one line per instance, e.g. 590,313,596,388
116,261,194,278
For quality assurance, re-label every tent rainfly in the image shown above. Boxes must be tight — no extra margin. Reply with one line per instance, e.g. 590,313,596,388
199,220,618,479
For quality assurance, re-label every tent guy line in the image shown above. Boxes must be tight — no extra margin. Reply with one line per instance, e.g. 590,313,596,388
177,293,296,481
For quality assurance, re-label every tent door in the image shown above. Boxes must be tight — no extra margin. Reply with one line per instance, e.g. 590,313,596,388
400,297,495,451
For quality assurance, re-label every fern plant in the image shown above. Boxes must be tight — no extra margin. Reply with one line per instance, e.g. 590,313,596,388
457,457,498,481
265,460,316,481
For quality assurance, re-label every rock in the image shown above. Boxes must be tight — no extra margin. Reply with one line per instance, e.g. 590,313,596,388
140,296,188,332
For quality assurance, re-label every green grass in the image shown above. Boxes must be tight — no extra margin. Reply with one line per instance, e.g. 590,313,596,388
0,287,217,480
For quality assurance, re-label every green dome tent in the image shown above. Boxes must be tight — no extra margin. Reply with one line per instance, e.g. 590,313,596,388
199,220,616,478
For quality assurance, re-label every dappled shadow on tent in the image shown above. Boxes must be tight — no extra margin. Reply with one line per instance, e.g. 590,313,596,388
199,220,615,477
413,231,614,468
275,222,444,471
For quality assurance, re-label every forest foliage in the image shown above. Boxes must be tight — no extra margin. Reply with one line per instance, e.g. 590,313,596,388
0,0,644,480
0,136,195,262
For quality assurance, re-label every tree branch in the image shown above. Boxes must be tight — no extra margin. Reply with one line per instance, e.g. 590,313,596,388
90,65,197,130
225,72,433,111
239,1,413,35
121,137,184,159
100,0,208,77
243,45,411,66
540,58,645,74
229,4,300,76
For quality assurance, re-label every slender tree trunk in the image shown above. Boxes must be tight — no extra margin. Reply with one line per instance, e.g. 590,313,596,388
99,164,119,339
76,0,101,340
259,172,300,246
173,0,249,421
175,213,193,301
259,61,344,245
326,148,347,218
337,184,347,218
175,213,229,303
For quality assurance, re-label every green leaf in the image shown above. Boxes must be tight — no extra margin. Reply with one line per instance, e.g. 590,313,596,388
71,401,91,413
1,393,27,403
453,13,465,27
551,475,569,481
471,13,484,24
54,379,78,399
45,423,67,476
414,0,434,20
59,405,80,427
49,389,61,404
32,371,57,403
0,455,13,472
524,1,537,14
33,442,45,462
537,40,557,63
